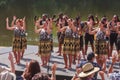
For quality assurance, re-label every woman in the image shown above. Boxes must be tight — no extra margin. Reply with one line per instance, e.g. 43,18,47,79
35,18,52,66
62,18,76,69
22,60,56,80
55,13,68,56
73,16,85,64
89,20,110,67
84,14,99,55
6,16,27,64
109,15,119,59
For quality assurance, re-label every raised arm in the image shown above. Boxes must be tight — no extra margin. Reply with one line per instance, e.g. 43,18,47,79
34,26,41,34
71,20,76,32
34,18,42,33
6,17,15,30
22,17,26,31
11,16,16,27
95,15,99,24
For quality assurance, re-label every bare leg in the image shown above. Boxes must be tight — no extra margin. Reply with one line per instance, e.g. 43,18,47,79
17,51,21,64
45,54,50,66
73,53,76,64
57,43,62,56
56,43,60,53
13,51,17,63
68,54,72,68
21,49,25,59
77,53,81,64
41,56,45,66
63,54,68,68
99,71,105,80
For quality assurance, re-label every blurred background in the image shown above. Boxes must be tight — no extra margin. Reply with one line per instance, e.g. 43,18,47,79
0,0,120,46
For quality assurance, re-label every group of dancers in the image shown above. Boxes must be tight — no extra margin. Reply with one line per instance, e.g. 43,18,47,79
5,13,120,69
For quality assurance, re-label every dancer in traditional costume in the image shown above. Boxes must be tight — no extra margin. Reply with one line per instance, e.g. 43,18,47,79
35,18,52,66
89,20,110,67
73,16,86,63
62,18,76,69
6,16,27,64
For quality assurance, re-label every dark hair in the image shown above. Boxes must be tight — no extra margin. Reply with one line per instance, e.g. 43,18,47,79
87,52,95,61
114,15,120,22
58,12,63,19
23,60,41,80
76,16,80,22
88,14,95,21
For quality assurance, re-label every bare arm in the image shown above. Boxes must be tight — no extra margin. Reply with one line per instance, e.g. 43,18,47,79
71,21,76,32
95,16,99,25
34,19,42,33
8,52,15,73
34,26,41,33
60,27,66,32
6,17,15,30
88,24,97,35
11,16,16,27
22,17,26,31
47,19,52,34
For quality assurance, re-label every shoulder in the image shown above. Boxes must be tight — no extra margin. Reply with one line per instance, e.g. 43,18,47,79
77,61,88,68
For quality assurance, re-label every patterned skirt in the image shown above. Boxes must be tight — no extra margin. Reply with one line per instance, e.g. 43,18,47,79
74,38,80,53
21,37,27,51
62,37,75,55
12,37,27,52
12,37,20,52
38,40,51,56
95,40,108,55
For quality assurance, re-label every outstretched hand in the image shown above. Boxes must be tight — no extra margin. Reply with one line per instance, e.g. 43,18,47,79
13,16,17,21
6,17,9,22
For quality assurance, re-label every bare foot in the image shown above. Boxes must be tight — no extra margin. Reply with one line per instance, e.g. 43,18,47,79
64,66,68,69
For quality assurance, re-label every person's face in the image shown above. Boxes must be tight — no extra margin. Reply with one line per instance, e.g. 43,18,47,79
16,21,21,27
113,16,117,22
67,19,72,25
89,19,94,24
